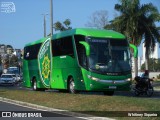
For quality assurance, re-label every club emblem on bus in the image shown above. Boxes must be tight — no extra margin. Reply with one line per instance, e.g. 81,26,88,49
42,54,51,79
38,38,52,87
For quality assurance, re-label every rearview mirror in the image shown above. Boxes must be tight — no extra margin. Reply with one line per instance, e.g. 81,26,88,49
129,44,138,58
79,41,90,56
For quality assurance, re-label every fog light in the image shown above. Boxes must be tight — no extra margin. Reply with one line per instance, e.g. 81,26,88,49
87,75,100,81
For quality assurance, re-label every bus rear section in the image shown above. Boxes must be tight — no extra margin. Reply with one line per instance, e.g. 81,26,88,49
23,42,47,90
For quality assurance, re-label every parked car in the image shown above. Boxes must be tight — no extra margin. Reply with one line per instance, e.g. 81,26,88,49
7,67,22,82
16,74,22,82
11,74,19,83
7,67,20,75
0,74,16,85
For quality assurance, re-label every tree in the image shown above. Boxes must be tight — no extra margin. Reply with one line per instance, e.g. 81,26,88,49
105,0,160,77
141,58,160,72
140,4,160,71
6,44,14,54
53,19,72,31
6,45,13,49
1,54,9,69
0,55,1,65
10,55,18,67
86,10,109,29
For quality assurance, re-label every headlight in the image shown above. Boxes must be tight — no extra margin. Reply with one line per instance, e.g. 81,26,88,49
126,78,131,81
87,75,100,81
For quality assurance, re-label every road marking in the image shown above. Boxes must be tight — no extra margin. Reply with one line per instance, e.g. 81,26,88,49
0,97,114,120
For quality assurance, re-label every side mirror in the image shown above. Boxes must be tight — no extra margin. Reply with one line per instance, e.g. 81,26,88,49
79,41,90,56
129,44,138,58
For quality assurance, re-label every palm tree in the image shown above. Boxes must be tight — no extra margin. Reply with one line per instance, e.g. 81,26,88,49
53,19,72,31
47,19,72,36
105,0,160,77
142,15,160,71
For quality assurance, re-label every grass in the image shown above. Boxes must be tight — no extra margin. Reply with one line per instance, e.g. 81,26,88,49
154,86,160,90
153,81,160,90
0,89,160,111
0,88,160,119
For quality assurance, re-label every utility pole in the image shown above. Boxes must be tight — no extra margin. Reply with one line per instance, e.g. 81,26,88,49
50,0,53,36
42,14,48,37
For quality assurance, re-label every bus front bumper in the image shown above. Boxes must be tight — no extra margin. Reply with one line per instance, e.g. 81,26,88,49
87,76,131,91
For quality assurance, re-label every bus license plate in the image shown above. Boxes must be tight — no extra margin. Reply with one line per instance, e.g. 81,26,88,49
109,86,117,89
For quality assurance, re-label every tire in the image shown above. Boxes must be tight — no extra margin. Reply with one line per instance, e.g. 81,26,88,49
11,83,15,86
146,87,154,97
68,78,77,94
32,79,38,91
32,78,46,91
103,91,114,96
134,90,140,96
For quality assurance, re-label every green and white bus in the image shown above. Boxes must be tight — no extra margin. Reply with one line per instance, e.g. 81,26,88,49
23,28,137,95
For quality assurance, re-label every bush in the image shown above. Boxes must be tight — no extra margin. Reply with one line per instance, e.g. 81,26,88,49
157,74,160,79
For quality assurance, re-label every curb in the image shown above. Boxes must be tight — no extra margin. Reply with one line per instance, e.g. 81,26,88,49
0,97,115,120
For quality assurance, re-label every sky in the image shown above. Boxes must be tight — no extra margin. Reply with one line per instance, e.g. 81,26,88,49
0,0,160,57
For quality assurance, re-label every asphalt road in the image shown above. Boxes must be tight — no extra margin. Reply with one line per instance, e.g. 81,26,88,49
0,101,88,120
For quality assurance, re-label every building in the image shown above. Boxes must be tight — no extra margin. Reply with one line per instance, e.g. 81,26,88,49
0,44,13,55
0,44,22,71
13,49,21,59
0,44,7,55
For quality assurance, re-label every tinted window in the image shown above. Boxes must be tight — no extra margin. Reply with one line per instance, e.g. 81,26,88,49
110,39,128,46
74,35,87,68
24,43,41,60
52,36,74,56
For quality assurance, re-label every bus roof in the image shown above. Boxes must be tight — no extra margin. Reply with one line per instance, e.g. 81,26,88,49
25,28,126,47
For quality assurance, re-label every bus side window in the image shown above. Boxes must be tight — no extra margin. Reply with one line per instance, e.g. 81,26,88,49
61,37,74,56
52,40,61,56
52,36,74,57
24,47,29,60
24,43,41,60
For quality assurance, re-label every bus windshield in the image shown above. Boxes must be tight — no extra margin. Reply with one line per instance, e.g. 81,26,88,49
87,38,131,74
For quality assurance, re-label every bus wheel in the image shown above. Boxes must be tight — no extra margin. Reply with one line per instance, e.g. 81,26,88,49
103,91,114,96
33,80,38,91
68,78,77,94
